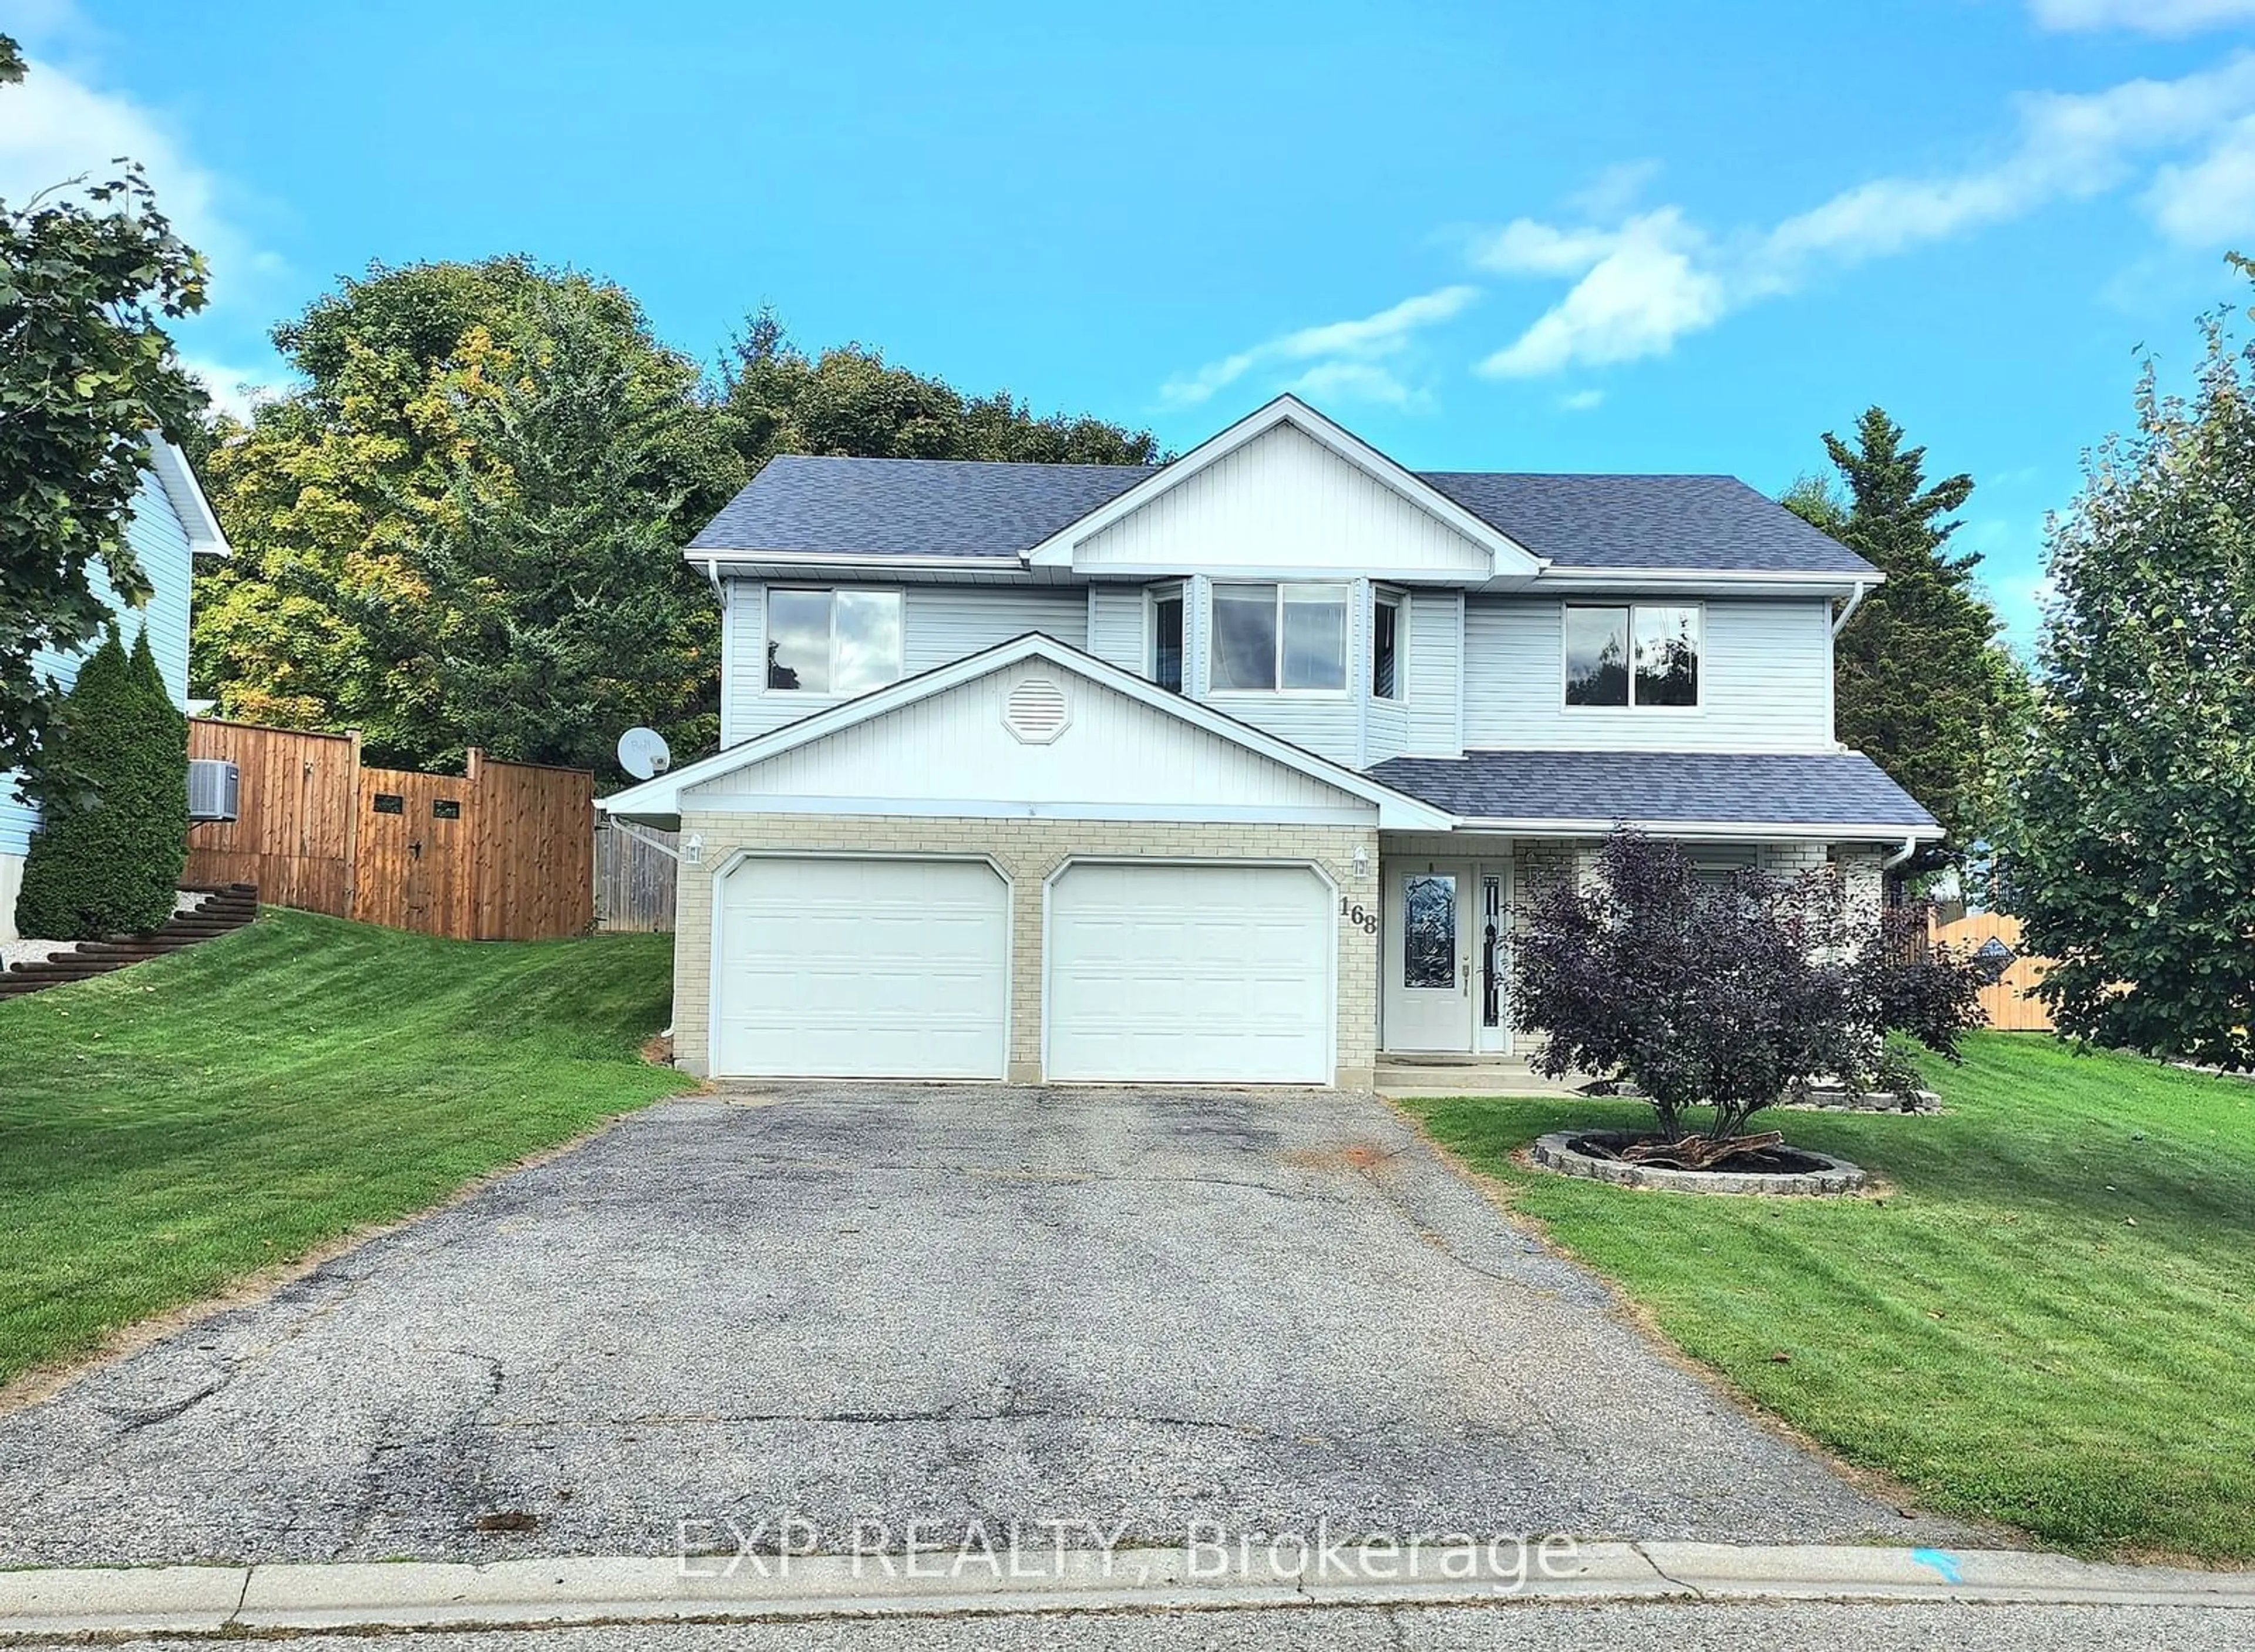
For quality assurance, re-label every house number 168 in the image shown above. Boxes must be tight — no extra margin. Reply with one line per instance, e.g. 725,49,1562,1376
1339,897,1378,934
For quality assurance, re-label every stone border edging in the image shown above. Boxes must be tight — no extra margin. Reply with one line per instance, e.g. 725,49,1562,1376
5,1543,2254,1634
1530,1131,1870,1195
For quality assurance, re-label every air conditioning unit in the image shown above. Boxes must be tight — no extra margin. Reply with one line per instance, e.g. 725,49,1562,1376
187,758,240,823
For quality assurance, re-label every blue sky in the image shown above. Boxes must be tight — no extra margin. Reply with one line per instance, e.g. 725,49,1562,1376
11,0,2255,647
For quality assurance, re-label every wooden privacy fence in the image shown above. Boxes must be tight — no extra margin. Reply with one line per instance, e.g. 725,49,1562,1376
1931,909,2055,1032
185,718,593,941
593,820,678,932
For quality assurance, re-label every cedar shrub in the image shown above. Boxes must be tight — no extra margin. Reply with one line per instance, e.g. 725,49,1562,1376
14,628,189,940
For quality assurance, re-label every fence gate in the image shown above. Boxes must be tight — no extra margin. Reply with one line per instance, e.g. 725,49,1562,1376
187,719,593,941
1931,911,2054,1032
352,768,473,935
594,820,679,932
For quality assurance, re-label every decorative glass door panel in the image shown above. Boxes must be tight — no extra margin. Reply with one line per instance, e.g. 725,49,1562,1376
1384,865,1472,1051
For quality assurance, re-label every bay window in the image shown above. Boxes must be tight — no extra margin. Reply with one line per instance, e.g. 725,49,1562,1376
1563,603,1701,708
1211,581,1348,692
766,588,904,694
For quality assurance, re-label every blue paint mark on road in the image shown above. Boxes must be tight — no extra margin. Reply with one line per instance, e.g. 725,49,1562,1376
1911,1547,1964,1584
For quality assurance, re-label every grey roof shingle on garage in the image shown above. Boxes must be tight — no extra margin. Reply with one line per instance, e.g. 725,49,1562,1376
686,453,1877,577
1366,751,1938,831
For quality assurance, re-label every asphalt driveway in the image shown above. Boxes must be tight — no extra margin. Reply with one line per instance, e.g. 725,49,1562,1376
0,1086,1958,1564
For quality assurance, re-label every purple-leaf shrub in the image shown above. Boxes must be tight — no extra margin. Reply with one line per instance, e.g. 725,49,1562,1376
1510,830,1987,1142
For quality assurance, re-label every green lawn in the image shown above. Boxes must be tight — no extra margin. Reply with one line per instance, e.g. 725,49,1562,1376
0,908,688,1391
1407,1034,2255,1562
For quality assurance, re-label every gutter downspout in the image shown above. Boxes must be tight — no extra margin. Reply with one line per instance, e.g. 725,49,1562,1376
1832,580,1870,637
1882,833,1921,871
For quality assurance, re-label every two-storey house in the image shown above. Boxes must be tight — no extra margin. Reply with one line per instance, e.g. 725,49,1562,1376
604,396,1937,1087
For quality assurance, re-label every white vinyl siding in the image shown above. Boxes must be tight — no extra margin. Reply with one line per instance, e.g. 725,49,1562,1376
1,471,194,861
1404,590,1463,758
1073,421,1492,576
1462,596,1835,752
723,582,1091,743
1045,862,1333,1083
1085,584,1146,672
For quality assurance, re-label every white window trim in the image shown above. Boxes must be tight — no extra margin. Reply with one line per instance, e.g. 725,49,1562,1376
1206,580,1354,699
1372,586,1407,704
1145,581,1186,693
762,586,906,696
1560,599,1705,714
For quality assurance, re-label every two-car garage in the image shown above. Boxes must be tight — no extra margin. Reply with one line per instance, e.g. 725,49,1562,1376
711,854,1335,1085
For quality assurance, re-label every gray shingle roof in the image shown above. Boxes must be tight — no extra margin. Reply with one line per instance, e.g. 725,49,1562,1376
688,453,1877,577
1418,472,1876,574
1367,751,1938,830
688,455,1156,558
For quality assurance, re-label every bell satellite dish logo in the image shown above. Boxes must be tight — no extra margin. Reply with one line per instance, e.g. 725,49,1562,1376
617,726,672,780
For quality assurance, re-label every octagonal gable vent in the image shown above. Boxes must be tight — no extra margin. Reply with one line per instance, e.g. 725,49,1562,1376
1003,677,1070,744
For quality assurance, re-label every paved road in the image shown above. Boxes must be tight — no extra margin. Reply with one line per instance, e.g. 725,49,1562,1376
13,1603,2240,1651
0,1085,1963,1564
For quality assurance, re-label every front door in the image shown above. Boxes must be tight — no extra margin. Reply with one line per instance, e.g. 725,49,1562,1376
1382,862,1473,1051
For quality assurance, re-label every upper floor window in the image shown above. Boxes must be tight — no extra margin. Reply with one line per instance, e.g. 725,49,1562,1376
1563,603,1701,709
1149,585,1184,694
1211,581,1348,693
766,588,904,694
1372,590,1403,701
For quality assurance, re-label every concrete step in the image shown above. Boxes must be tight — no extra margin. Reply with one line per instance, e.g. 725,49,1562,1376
1374,1057,1587,1098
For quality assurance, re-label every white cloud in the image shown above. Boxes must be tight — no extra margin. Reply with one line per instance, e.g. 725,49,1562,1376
1477,209,1727,378
1160,285,1480,409
1559,388,1606,412
1476,55,2255,378
2031,0,2255,36
0,52,282,305
1286,360,1419,409
180,355,286,422
2146,112,2255,241
1567,159,1662,220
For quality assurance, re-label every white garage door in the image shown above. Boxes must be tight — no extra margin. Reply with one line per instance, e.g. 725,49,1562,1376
714,856,1009,1079
1045,863,1333,1084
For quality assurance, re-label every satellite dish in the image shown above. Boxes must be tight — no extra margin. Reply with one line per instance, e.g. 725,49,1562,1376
617,726,672,780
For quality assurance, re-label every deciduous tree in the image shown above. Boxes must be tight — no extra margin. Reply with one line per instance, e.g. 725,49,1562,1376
721,309,1161,468
193,258,743,768
1995,308,2255,1070
0,33,207,793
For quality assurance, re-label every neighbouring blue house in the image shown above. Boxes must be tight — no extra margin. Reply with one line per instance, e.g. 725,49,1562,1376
1,438,231,943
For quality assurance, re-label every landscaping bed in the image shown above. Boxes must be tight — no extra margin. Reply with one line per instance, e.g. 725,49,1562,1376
1529,1129,1869,1195
1405,1032,2255,1561
0,909,688,1392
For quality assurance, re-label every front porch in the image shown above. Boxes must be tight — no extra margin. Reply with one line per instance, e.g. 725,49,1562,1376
1370,831,1885,1082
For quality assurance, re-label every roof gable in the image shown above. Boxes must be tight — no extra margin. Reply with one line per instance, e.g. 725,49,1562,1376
686,655,1374,817
144,437,230,558
1025,396,1544,578
603,632,1453,829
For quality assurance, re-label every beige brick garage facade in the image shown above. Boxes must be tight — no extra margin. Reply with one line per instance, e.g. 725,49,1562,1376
671,811,1381,1086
